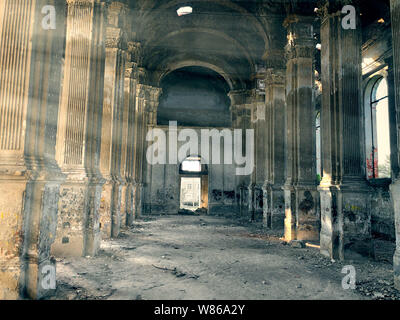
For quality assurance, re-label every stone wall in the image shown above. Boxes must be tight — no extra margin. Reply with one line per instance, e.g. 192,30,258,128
143,126,249,216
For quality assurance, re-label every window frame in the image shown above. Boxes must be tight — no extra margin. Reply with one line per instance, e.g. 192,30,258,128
364,74,391,181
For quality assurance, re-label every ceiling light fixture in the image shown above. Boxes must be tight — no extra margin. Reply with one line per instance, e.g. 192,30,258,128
177,6,193,16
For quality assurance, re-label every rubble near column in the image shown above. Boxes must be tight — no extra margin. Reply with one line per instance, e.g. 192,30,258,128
52,0,106,257
318,1,374,260
0,0,65,299
283,14,319,242
390,0,400,289
98,2,127,239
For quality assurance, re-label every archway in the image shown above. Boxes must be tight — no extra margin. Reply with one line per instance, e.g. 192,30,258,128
179,156,209,213
157,66,231,127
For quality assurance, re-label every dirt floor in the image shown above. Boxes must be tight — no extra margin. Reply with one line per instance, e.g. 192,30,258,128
49,215,400,300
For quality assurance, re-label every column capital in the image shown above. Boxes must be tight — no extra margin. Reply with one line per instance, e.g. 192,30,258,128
265,68,286,86
284,14,315,60
137,67,148,84
127,41,143,65
148,86,163,103
228,90,248,106
66,0,98,6
105,26,122,48
106,1,127,28
263,49,286,70
125,62,138,78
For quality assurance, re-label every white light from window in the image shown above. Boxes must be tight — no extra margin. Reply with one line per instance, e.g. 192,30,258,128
182,160,201,172
177,6,193,16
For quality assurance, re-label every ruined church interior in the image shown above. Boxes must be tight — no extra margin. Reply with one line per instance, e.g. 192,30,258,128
1,0,400,303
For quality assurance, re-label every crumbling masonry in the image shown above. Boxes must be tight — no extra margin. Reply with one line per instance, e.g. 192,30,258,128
0,0,400,299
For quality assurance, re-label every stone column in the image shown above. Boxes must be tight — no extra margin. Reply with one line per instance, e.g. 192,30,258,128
386,57,400,179
263,55,286,229
229,91,251,215
98,2,127,239
318,1,374,260
143,86,162,214
134,79,147,217
123,56,138,227
52,0,106,258
0,0,65,300
390,0,400,289
246,99,257,220
126,42,142,221
247,90,266,220
283,15,319,242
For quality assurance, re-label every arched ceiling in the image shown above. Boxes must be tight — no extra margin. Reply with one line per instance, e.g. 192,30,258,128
128,0,289,90
125,0,392,90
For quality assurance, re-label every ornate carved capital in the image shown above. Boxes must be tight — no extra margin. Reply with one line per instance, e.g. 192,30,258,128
137,67,148,84
265,68,285,86
128,41,143,65
285,44,315,60
105,27,122,48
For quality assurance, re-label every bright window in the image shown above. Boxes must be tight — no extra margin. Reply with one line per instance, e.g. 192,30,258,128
366,77,391,179
181,157,201,172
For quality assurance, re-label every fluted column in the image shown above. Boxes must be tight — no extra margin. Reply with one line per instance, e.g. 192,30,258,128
98,2,127,239
52,0,106,258
389,0,400,290
263,60,286,229
0,0,65,300
122,52,138,227
250,90,266,220
318,1,374,260
283,14,319,242
134,79,147,217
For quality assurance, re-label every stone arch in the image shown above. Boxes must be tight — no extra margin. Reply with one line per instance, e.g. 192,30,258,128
158,60,235,90
139,0,270,45
145,28,255,71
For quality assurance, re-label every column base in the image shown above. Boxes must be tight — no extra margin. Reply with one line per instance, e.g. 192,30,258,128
0,164,64,299
262,185,269,227
52,175,103,258
394,249,400,290
120,183,127,229
0,174,26,299
135,183,144,218
264,184,285,229
125,183,135,227
99,179,122,239
284,184,319,242
390,179,400,290
319,182,374,260
21,176,62,300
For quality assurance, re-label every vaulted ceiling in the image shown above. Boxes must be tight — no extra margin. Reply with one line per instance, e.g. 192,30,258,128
125,0,392,90
128,0,291,90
